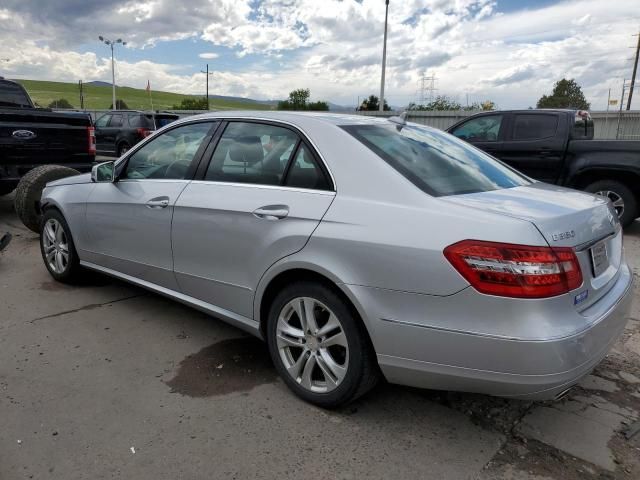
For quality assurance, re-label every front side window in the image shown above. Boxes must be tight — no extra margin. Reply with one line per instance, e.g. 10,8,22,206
95,114,111,128
121,122,213,180
512,114,558,140
205,122,299,186
451,115,503,142
342,123,529,197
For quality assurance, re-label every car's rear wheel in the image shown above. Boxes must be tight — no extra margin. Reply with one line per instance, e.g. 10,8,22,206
14,165,80,233
584,179,637,228
266,281,379,408
39,209,83,283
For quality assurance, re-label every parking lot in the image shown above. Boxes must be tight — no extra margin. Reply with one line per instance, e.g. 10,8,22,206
1,192,639,479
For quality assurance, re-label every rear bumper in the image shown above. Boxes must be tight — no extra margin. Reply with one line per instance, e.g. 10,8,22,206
349,262,633,400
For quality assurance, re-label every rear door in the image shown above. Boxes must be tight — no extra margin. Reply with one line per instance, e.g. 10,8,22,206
448,113,506,158
84,120,217,290
172,120,335,319
500,113,566,182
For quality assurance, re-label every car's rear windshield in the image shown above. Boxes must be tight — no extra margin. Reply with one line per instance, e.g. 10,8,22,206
0,81,33,108
342,123,530,196
154,115,179,128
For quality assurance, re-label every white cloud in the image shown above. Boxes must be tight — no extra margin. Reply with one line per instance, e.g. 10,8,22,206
198,53,219,59
0,0,638,109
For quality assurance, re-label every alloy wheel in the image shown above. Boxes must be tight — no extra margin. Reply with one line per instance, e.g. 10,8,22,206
595,190,624,218
42,218,69,274
276,297,349,393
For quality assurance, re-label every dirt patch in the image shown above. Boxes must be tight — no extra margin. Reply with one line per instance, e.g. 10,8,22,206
165,337,277,397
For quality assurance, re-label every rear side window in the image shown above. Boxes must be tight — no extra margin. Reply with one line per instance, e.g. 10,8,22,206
128,114,150,128
342,124,529,197
285,144,331,191
205,122,299,186
512,114,558,140
450,115,502,142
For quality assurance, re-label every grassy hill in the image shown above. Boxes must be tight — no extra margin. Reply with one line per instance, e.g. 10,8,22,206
14,79,273,111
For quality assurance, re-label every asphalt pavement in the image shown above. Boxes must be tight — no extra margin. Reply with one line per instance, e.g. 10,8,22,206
1,191,639,479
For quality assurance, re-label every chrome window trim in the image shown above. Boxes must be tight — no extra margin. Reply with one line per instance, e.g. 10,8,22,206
197,116,337,192
188,179,336,196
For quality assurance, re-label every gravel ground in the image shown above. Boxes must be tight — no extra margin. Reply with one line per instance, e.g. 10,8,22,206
1,191,639,480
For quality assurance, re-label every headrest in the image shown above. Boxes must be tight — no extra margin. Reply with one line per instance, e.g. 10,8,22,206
229,136,263,165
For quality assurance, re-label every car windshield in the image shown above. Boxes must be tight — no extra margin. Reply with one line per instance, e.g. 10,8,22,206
342,123,530,196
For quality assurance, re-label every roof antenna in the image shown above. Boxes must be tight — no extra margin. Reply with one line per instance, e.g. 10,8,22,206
388,111,407,129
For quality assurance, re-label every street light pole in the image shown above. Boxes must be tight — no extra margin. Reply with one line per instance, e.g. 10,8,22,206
200,64,214,110
379,0,390,112
98,36,126,110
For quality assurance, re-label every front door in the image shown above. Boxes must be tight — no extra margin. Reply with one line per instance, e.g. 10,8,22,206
83,121,216,289
94,114,112,154
172,121,335,319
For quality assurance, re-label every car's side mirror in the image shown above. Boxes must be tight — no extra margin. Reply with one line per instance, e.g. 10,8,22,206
91,161,116,183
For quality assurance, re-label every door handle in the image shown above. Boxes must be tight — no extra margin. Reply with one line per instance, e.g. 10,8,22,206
146,197,170,209
253,205,289,220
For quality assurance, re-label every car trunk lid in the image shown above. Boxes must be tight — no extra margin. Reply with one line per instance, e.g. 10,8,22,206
441,182,622,309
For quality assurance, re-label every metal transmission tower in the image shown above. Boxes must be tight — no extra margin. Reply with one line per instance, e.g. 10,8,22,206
418,72,437,105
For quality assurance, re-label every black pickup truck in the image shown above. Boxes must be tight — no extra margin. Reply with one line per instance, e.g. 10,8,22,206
447,109,640,226
0,78,95,197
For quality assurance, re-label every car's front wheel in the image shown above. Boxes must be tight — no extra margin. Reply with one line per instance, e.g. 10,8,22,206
40,209,84,283
266,281,379,408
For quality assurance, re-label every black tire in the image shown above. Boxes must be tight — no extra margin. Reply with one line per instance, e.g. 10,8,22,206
39,209,84,283
117,142,130,157
0,185,15,197
266,281,379,408
584,179,637,228
14,165,80,233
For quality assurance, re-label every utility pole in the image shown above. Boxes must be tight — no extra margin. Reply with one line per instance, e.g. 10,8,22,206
98,36,126,110
200,64,214,110
627,32,640,110
379,0,389,112
78,80,85,110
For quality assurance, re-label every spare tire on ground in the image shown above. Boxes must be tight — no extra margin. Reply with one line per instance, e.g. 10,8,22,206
14,165,80,233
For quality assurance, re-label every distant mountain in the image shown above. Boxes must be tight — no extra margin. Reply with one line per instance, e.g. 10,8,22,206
85,80,115,87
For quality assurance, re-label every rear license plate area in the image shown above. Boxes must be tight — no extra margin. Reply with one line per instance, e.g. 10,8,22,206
590,241,609,278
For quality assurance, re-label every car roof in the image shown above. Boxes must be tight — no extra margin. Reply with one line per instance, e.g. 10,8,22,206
181,110,402,129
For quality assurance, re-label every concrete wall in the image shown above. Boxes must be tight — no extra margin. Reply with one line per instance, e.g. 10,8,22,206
354,110,640,140
57,108,640,140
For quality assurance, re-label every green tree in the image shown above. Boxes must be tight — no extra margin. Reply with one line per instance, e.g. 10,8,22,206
277,89,329,111
410,95,462,111
307,100,329,111
536,78,590,110
358,95,390,111
171,97,208,110
47,98,74,109
109,99,130,110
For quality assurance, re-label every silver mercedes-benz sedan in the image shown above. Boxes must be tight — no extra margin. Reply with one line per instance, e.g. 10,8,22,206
38,111,633,407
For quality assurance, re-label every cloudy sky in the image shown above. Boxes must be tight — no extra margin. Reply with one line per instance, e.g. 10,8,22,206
0,0,638,109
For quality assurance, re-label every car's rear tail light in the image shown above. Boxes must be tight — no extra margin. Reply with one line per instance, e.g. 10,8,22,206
444,240,582,298
137,128,152,138
87,126,96,155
